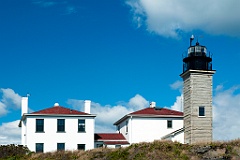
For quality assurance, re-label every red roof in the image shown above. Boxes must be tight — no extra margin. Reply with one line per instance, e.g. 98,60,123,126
130,107,183,116
95,133,129,145
95,133,126,141
30,106,89,115
114,107,183,125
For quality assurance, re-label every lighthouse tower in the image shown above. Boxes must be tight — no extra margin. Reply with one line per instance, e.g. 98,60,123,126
180,36,216,144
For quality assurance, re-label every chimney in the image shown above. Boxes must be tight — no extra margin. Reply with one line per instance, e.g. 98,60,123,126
84,100,91,114
149,101,156,108
21,97,28,116
54,103,59,107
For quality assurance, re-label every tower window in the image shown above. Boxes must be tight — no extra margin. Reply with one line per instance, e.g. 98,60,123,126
199,106,205,116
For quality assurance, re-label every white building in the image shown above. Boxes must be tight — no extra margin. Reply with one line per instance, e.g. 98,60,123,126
18,97,96,153
114,102,184,144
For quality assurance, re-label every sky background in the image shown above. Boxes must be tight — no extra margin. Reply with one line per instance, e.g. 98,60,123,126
1,0,240,144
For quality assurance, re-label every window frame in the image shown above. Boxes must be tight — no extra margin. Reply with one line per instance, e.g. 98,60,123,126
57,119,65,132
77,144,85,150
78,119,85,132
199,106,205,117
57,143,65,151
167,120,172,129
36,143,44,153
36,119,44,132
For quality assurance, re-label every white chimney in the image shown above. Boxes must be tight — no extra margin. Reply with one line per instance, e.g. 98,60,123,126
84,100,91,114
54,103,59,107
21,97,28,116
149,101,156,108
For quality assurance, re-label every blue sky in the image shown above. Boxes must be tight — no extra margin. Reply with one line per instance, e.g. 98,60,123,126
1,0,240,144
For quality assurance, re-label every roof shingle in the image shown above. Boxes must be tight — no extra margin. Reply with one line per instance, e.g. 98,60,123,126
129,107,183,116
30,106,89,115
94,133,126,140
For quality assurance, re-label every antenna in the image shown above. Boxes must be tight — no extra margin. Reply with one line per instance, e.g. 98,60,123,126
190,35,194,46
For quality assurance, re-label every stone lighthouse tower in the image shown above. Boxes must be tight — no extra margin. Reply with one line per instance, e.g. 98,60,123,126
180,36,216,144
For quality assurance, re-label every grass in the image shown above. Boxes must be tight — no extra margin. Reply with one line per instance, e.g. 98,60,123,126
1,139,240,160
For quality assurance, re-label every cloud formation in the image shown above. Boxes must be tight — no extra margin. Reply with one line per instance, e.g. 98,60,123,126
0,120,21,144
126,0,240,38
213,85,240,140
170,80,183,91
0,88,21,117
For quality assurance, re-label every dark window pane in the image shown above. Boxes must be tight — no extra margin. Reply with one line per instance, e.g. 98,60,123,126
36,143,44,153
126,121,128,132
57,119,65,132
167,120,172,128
96,144,103,148
78,119,85,132
36,119,44,132
57,143,65,151
199,106,205,116
77,144,85,150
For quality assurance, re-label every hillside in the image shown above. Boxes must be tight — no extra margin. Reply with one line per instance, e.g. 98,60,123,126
1,140,240,160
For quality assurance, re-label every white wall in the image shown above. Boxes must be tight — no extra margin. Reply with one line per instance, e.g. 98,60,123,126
25,116,95,152
118,117,183,144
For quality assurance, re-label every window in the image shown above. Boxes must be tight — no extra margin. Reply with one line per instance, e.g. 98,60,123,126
57,119,65,132
117,125,120,132
167,120,172,128
57,143,65,151
115,145,121,148
78,119,85,132
199,106,205,116
96,144,103,148
77,144,85,150
36,143,44,153
126,121,128,133
36,119,44,132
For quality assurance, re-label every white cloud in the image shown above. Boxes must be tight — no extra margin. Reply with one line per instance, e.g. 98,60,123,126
213,85,240,141
67,94,149,133
170,80,183,91
170,94,183,112
0,120,21,145
0,88,21,117
126,0,240,38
